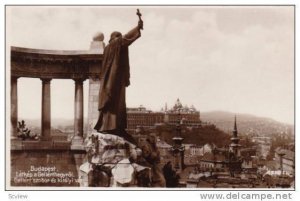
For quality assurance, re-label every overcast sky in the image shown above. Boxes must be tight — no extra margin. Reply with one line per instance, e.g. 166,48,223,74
7,6,294,124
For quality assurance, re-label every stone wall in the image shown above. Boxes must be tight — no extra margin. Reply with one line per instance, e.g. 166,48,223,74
11,150,85,187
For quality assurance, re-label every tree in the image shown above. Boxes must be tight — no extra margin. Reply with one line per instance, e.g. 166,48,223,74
17,120,39,140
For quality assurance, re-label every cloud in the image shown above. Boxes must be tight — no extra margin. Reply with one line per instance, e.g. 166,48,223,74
7,6,294,124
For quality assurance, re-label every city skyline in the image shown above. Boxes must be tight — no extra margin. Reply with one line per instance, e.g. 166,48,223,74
7,6,294,124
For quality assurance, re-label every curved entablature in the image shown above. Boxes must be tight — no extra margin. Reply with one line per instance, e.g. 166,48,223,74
11,46,103,79
10,44,105,146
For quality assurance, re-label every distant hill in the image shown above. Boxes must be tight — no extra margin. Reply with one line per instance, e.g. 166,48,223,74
201,111,294,137
20,118,76,127
21,111,294,139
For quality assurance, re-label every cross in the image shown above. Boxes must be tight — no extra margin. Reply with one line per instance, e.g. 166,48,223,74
136,9,143,30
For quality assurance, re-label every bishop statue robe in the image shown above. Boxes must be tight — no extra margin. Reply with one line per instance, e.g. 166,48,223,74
94,26,141,140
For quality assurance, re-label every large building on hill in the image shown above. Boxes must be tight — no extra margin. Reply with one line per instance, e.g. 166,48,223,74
164,98,201,126
126,99,201,130
127,105,165,130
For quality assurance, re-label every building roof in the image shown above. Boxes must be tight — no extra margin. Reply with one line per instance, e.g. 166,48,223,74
167,98,199,114
184,144,202,149
156,140,172,149
264,161,278,171
127,106,153,113
200,152,226,162
275,147,295,161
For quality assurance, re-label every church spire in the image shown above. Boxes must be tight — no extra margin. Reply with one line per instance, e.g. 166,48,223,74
230,115,240,157
234,115,237,130
233,115,238,138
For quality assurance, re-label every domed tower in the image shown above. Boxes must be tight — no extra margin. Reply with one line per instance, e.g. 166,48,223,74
173,98,183,111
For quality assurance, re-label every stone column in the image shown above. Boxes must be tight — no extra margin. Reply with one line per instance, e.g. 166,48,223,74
72,79,85,149
41,78,52,140
11,76,18,139
85,32,104,136
87,76,100,135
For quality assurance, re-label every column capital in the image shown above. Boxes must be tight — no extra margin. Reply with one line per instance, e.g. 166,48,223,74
88,75,100,81
73,78,86,84
11,76,19,82
40,78,52,84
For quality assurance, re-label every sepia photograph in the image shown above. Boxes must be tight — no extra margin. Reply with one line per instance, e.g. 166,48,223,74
6,5,295,189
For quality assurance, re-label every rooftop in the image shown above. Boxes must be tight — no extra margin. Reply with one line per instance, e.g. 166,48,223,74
200,152,226,162
275,147,295,160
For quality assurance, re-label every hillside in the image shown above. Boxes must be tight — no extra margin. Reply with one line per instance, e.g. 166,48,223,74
201,111,294,137
19,118,76,128
21,111,294,140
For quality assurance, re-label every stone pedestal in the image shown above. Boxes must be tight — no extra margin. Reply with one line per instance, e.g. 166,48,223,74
89,41,105,54
79,132,149,187
90,33,105,54
71,137,84,150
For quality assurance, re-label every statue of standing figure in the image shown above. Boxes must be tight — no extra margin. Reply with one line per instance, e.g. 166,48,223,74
89,10,165,187
94,11,143,145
